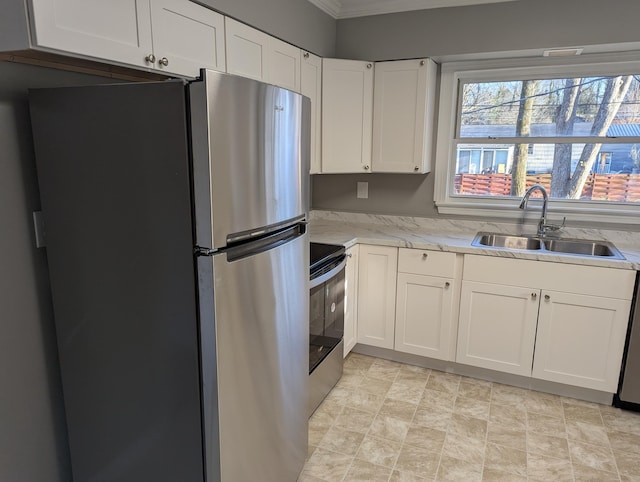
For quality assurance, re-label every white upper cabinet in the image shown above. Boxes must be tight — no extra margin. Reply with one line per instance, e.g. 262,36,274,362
301,51,322,174
28,0,153,67
149,0,226,77
372,59,437,173
225,18,268,82
24,0,225,78
225,18,300,92
268,38,301,92
321,59,374,173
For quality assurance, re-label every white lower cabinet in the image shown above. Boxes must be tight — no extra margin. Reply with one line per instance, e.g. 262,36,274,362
394,249,460,361
457,255,635,391
457,281,539,376
533,290,631,392
356,245,398,349
343,245,359,357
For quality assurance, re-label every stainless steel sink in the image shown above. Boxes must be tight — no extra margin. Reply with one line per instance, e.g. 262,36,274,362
472,232,625,260
474,233,542,250
543,238,623,258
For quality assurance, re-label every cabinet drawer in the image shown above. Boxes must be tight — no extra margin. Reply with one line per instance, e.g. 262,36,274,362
398,248,456,278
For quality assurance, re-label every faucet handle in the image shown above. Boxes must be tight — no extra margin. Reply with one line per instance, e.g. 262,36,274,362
543,216,566,233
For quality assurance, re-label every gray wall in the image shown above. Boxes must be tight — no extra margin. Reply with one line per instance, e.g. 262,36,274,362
196,0,336,57
312,0,640,222
335,0,640,60
0,62,116,482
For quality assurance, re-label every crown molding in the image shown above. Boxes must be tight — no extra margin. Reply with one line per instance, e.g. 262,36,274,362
307,0,342,17
307,0,518,19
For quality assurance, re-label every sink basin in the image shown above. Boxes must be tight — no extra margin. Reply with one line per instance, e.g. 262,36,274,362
543,239,624,258
474,233,542,250
471,232,625,260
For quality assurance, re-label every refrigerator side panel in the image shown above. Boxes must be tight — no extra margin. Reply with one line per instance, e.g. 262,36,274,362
191,71,307,249
620,291,640,404
212,233,309,482
196,256,221,482
29,82,205,482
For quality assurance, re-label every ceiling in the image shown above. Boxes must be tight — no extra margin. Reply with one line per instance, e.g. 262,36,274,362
307,0,519,19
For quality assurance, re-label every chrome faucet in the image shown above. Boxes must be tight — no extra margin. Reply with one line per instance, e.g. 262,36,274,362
519,184,564,237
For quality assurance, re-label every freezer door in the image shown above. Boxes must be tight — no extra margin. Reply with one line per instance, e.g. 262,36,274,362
190,70,310,249
199,229,309,482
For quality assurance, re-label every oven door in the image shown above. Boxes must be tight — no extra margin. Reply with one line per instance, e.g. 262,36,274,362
309,256,346,374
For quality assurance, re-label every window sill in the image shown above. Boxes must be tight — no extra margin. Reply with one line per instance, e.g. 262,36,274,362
436,198,640,226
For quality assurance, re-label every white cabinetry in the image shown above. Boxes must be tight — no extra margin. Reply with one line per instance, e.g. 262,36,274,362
343,245,359,357
148,0,226,77
533,291,631,392
372,59,437,173
321,58,374,173
356,245,398,349
301,51,322,174
25,0,225,77
457,281,539,376
395,249,460,361
225,18,300,92
457,255,634,391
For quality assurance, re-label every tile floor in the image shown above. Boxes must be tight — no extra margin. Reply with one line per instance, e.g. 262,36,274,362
299,353,640,482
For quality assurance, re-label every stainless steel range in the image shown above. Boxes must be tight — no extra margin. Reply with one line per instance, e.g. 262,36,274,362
309,242,346,416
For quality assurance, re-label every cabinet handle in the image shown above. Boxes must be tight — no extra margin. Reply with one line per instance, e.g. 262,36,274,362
545,294,551,301
531,292,537,299
347,253,352,258
445,282,450,288
158,57,169,67
422,253,428,259
420,60,425,66
363,165,370,170
145,53,156,64
414,166,419,172
303,51,310,59
366,63,372,69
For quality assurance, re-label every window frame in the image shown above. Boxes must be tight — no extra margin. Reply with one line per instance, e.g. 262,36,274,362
434,52,640,224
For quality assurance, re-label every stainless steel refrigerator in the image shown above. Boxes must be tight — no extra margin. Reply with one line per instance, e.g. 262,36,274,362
29,70,310,482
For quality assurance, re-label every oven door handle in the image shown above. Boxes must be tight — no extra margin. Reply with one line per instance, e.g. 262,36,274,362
309,256,347,289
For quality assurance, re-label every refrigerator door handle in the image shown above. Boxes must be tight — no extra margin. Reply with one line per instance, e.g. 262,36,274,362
226,222,307,262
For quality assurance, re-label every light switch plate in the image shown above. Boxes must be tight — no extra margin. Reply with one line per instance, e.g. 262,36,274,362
357,182,368,199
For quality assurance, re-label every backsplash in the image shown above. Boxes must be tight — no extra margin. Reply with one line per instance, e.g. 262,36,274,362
310,210,640,249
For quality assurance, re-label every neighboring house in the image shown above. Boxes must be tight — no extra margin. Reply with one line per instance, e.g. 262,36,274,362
457,123,640,174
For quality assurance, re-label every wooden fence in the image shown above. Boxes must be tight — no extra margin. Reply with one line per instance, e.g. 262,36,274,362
454,174,640,202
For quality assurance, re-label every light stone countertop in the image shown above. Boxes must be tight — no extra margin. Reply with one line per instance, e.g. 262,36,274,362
309,211,640,271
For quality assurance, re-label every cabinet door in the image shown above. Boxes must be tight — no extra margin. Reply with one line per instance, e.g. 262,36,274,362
357,245,397,349
457,281,539,376
267,37,300,92
28,0,153,67
343,245,359,357
225,17,268,81
150,0,225,77
301,52,322,174
395,273,455,361
533,290,631,392
372,59,436,173
321,59,374,173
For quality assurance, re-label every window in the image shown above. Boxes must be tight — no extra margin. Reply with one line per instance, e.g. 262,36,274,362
434,54,640,223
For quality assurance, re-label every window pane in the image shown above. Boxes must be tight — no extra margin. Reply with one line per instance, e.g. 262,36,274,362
460,76,640,138
453,142,640,202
